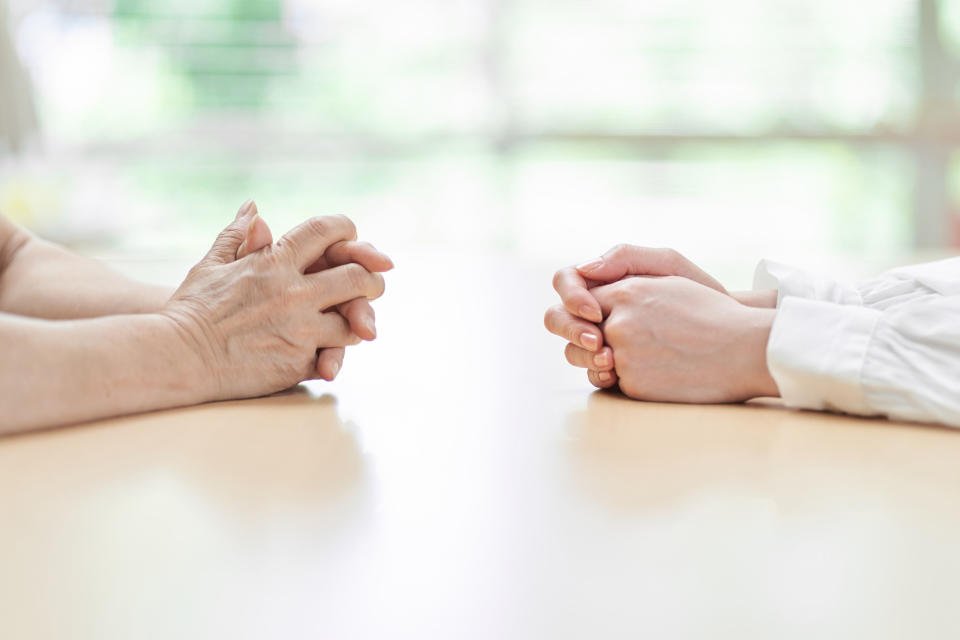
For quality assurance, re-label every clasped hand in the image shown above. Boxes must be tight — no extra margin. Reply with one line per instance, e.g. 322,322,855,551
162,200,393,403
545,245,779,402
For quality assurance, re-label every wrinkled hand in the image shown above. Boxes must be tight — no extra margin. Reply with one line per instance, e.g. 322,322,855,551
233,202,393,380
588,275,778,403
545,245,727,389
162,201,389,401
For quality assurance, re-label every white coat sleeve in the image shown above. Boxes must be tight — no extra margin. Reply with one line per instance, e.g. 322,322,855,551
754,256,960,311
767,294,960,428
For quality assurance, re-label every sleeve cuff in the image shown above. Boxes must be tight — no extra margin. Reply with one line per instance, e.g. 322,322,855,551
754,259,862,307
767,297,881,416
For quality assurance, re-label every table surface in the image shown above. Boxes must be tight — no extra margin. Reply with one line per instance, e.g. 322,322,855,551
2,254,960,639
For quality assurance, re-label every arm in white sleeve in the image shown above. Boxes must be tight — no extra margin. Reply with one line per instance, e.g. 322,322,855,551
753,259,863,307
858,257,960,310
754,256,960,311
768,294,960,428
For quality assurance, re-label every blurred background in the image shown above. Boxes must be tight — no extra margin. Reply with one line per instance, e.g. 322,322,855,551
2,0,960,285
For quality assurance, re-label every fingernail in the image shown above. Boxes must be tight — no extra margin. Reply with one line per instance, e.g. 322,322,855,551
364,317,376,339
594,351,610,368
237,199,256,219
579,305,601,322
581,332,599,350
577,258,603,273
598,371,612,382
329,361,340,379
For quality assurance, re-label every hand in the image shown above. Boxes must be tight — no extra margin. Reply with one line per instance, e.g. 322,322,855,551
162,202,388,401
546,245,728,389
233,202,393,380
587,276,779,403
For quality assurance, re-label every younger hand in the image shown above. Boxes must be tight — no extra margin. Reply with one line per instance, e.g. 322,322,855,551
589,276,778,403
546,245,727,389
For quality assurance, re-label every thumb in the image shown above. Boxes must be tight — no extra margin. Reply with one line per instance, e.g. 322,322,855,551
236,214,274,260
204,199,258,264
575,245,727,294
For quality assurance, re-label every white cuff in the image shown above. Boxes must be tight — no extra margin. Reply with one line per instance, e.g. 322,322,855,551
767,297,881,416
754,259,862,307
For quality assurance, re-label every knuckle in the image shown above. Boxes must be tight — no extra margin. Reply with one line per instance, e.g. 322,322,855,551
620,277,645,296
304,216,331,238
332,214,357,238
604,317,627,343
609,243,634,259
564,343,579,365
218,225,246,249
662,247,683,267
342,262,367,289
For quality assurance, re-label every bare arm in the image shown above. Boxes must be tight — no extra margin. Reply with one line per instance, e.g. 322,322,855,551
0,204,391,435
0,215,172,319
0,311,207,433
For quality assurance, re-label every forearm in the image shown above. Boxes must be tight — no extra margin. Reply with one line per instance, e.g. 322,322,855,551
0,312,210,434
0,232,172,319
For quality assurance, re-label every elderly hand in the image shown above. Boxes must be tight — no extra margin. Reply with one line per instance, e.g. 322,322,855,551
162,201,390,402
233,202,393,380
587,276,778,403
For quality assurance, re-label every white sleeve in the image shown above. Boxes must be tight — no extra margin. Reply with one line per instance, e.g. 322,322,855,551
858,257,960,310
753,259,862,307
754,257,960,311
767,294,960,428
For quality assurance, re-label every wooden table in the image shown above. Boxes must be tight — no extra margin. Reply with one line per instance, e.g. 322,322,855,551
2,253,960,639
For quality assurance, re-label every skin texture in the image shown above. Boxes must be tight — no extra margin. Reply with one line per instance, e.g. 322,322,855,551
0,201,392,433
233,203,393,380
545,244,780,400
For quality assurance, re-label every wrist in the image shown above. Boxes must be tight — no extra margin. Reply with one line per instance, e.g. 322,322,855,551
732,289,778,309
132,285,175,314
741,307,780,398
151,310,221,404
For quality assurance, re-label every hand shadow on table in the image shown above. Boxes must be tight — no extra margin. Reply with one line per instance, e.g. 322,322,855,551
563,390,786,513
170,388,370,520
1,386,371,530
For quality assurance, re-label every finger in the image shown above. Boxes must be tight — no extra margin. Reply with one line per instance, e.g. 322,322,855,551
588,368,619,389
236,214,274,260
314,347,346,381
336,298,377,341
316,310,363,347
591,282,627,317
576,245,727,294
565,344,615,371
543,304,603,351
307,240,394,274
204,199,258,264
309,263,386,309
552,267,603,322
277,215,358,271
